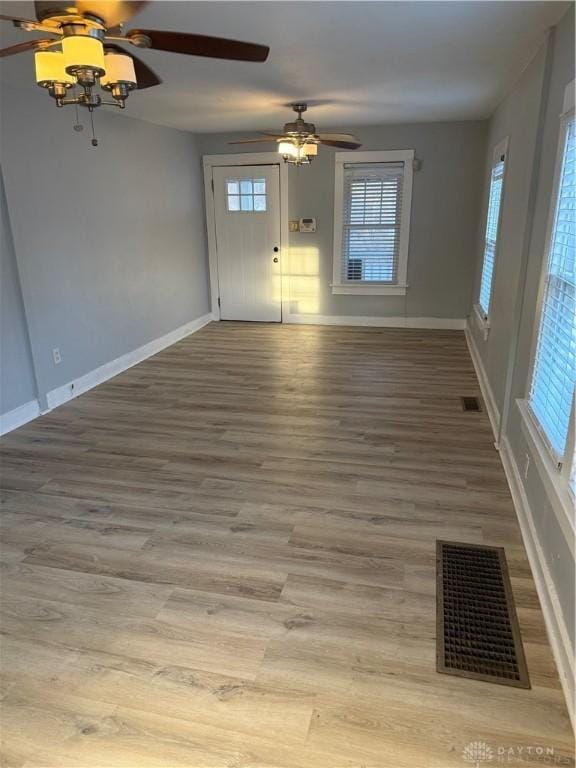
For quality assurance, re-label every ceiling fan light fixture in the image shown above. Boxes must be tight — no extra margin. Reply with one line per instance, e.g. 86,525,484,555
62,35,105,76
101,53,137,90
277,139,318,165
303,142,318,157
278,140,298,158
35,51,75,88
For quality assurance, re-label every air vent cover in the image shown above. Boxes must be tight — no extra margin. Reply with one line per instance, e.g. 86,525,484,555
461,396,482,412
436,541,530,688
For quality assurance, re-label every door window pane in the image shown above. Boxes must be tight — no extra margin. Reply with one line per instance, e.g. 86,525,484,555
226,178,267,212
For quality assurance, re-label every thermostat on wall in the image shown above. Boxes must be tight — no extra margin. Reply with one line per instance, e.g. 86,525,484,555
299,217,317,233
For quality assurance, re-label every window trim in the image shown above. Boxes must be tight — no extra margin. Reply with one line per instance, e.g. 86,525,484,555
474,136,509,334
331,149,414,296
518,79,576,528
472,302,490,341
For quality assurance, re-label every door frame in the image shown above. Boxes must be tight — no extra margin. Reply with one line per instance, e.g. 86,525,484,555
203,152,289,322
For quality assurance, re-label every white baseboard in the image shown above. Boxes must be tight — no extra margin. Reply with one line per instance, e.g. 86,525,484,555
0,399,41,436
500,436,575,730
464,320,500,440
46,312,214,411
283,314,466,330
464,319,573,725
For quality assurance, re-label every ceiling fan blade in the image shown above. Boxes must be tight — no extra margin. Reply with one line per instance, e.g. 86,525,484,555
316,133,360,142
104,43,161,89
318,139,362,150
0,13,40,25
228,138,279,144
127,29,269,62
0,38,53,58
74,1,149,28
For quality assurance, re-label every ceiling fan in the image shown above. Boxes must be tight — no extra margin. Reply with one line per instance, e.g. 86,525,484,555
0,1,269,143
230,103,362,165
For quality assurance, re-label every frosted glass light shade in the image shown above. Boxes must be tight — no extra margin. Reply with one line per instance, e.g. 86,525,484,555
278,141,298,158
101,53,137,89
35,51,75,87
303,143,318,157
62,35,105,75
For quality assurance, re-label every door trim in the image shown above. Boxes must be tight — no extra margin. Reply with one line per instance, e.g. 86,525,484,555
203,152,289,322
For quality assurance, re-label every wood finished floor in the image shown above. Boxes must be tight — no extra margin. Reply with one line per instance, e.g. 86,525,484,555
0,322,573,768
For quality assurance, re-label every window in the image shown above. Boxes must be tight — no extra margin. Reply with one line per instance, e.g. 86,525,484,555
528,114,575,465
332,150,414,295
226,178,266,212
478,138,508,318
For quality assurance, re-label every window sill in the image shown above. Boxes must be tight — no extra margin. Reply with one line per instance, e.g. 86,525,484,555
516,399,575,548
331,283,408,296
472,304,490,341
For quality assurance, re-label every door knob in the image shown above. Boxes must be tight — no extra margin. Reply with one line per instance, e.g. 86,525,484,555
273,246,279,252
273,257,279,263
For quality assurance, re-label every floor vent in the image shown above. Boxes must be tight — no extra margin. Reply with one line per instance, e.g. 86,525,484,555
436,541,530,688
461,396,482,412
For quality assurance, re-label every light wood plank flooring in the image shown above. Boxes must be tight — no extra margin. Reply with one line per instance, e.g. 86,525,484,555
0,322,573,767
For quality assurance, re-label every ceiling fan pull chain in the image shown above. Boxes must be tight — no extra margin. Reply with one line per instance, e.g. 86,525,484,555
73,90,83,133
90,109,98,147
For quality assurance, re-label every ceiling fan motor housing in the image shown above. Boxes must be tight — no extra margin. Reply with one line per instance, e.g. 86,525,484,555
283,103,316,141
35,2,104,26
34,2,79,22
283,119,317,138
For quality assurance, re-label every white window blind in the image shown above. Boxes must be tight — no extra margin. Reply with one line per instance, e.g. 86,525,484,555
529,117,576,460
340,163,404,283
479,153,506,315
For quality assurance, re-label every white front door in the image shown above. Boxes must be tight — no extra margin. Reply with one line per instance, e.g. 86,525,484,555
213,164,281,322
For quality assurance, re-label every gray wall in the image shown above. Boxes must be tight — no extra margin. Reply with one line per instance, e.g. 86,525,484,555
0,82,210,410
468,6,575,652
0,168,37,413
198,120,487,319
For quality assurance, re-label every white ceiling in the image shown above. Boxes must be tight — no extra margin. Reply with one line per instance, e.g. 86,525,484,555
0,1,569,133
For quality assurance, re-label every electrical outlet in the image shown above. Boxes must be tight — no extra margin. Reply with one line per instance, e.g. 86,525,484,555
52,347,62,365
524,453,530,479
